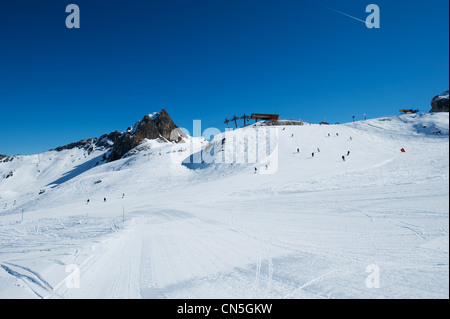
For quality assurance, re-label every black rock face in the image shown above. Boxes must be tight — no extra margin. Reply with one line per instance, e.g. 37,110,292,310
130,115,161,142
45,109,186,163
107,133,138,162
0,155,12,163
152,108,184,142
430,90,449,113
53,139,97,152
97,131,122,148
107,109,186,162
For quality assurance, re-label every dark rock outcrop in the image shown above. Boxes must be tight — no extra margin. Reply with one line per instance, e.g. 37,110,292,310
96,131,122,148
52,130,123,154
0,155,13,163
152,109,184,141
47,108,187,164
107,109,186,162
430,90,449,113
107,133,140,162
53,139,97,152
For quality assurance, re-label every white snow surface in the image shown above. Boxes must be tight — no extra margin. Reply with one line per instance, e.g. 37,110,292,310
0,113,448,299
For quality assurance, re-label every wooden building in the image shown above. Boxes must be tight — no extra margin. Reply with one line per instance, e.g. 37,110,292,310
251,113,280,122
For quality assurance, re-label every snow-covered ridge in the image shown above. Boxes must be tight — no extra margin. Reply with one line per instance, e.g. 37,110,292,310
0,108,190,202
1,112,446,205
0,112,448,299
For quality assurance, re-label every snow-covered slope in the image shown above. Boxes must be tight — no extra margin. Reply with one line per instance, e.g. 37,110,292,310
0,147,108,206
0,113,448,299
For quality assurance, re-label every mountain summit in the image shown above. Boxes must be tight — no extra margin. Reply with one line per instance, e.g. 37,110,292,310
107,109,187,162
430,90,449,113
48,108,187,163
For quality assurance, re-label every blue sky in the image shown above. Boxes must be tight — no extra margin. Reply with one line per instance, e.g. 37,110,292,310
0,0,448,155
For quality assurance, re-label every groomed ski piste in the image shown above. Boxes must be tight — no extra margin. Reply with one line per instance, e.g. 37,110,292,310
0,113,448,299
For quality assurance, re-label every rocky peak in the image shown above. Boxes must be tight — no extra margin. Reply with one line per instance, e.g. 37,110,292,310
152,108,186,142
46,109,187,163
430,90,449,113
107,109,187,162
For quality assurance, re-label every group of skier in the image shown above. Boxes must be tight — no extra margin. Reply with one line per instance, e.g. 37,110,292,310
308,148,349,161
86,193,125,205
254,132,353,173
311,147,321,158
301,132,351,161
296,132,351,161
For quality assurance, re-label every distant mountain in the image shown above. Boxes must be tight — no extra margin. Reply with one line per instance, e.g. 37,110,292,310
46,108,187,163
430,90,449,113
107,109,187,162
0,108,191,197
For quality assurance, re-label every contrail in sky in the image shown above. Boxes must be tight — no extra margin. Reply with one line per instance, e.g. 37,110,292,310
305,0,367,24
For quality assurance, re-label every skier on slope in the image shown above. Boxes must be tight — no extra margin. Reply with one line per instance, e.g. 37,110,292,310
342,156,345,162
347,151,350,156
312,152,314,158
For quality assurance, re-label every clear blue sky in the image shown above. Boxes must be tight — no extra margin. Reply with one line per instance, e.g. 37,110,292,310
0,0,448,155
